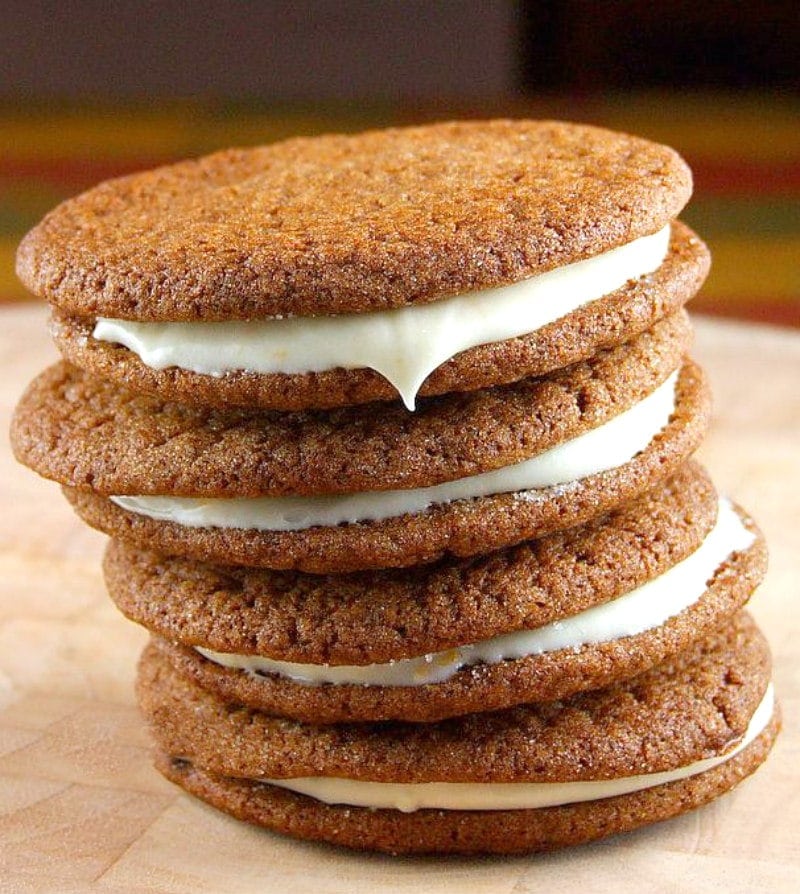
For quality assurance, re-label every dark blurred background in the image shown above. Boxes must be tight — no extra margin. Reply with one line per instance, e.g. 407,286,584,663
1,0,797,322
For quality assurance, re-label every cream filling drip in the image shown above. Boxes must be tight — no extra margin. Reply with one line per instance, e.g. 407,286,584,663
196,498,754,686
109,370,678,532
93,226,670,409
261,684,774,812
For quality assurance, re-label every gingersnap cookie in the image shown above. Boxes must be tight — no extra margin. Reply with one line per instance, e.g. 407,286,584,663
18,120,700,410
59,358,710,572
139,612,779,854
107,467,768,722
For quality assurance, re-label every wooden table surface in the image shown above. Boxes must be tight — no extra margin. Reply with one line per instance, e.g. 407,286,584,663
1,304,797,893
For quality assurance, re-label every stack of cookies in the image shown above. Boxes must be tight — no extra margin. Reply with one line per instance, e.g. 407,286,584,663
11,121,778,855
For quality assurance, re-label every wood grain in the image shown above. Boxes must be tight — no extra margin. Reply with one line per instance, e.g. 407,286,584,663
0,304,797,893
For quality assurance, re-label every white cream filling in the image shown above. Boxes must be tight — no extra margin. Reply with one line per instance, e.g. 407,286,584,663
196,498,754,686
262,683,774,812
110,370,678,532
93,226,670,409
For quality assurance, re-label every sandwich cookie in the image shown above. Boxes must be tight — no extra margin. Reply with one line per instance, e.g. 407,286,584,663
59,357,709,571
18,120,701,410
139,613,779,855
13,316,710,572
107,466,768,722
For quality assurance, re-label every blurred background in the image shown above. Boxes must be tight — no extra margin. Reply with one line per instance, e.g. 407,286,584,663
1,0,797,323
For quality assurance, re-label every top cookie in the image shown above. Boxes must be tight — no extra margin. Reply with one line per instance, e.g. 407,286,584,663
18,120,691,320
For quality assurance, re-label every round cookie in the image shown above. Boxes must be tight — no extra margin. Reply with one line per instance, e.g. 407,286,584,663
62,360,711,572
140,613,779,854
156,729,777,855
13,311,690,497
48,223,708,411
19,120,692,320
19,120,699,411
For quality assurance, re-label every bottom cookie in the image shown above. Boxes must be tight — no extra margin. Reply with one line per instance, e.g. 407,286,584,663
155,717,778,855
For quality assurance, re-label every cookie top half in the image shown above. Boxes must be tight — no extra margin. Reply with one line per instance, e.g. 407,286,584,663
18,120,691,320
